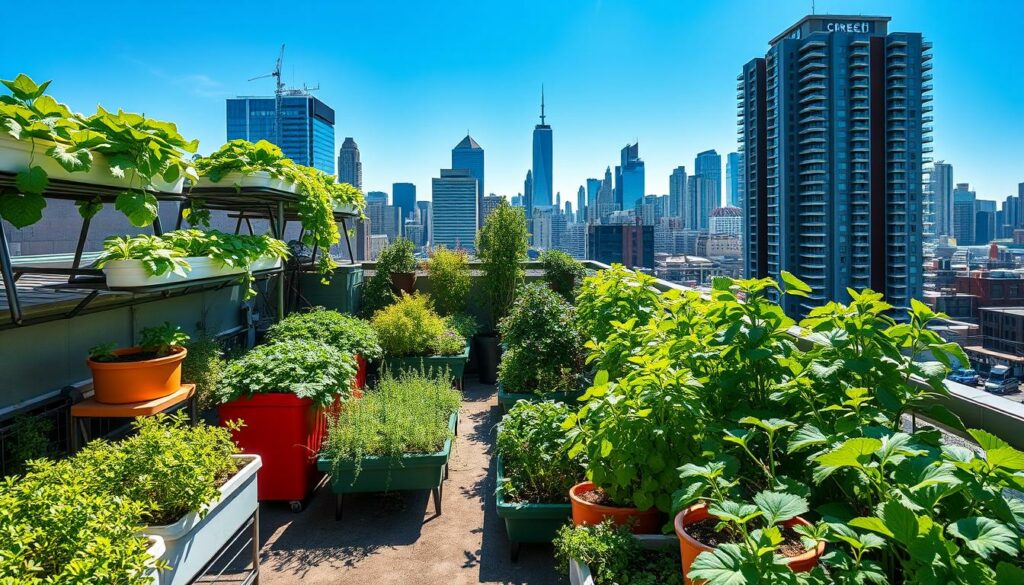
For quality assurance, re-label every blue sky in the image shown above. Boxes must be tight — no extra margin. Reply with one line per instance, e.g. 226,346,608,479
3,0,1021,203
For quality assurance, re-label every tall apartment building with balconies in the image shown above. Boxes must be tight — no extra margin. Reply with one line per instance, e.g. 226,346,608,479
738,15,929,317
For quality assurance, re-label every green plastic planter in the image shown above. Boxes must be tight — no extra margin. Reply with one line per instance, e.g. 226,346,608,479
317,412,457,520
383,340,470,388
497,383,585,412
495,455,572,560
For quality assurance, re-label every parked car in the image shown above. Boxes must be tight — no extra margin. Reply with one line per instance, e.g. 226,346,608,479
984,365,1020,395
948,368,979,385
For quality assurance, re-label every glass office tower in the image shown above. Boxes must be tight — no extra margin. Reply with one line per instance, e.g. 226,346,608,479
451,135,484,226
532,91,553,209
226,94,336,175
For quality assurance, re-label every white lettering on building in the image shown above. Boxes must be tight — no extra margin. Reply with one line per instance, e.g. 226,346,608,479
826,21,871,33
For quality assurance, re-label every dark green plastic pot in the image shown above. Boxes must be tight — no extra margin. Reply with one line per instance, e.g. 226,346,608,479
496,455,572,558
497,383,586,412
383,340,470,387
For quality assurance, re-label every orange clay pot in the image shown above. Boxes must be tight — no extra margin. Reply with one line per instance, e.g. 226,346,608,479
569,481,662,534
674,502,826,585
86,347,187,404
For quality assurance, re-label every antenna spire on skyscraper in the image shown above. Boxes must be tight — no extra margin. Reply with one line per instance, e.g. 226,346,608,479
540,84,546,125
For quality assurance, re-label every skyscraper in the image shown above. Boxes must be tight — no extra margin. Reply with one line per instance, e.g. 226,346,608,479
452,134,484,226
614,143,645,213
227,94,335,175
481,194,503,222
416,201,432,247
1001,195,1020,238
586,178,601,217
669,166,688,221
930,161,953,239
576,186,586,223
953,183,977,245
595,167,616,220
588,223,654,269
338,137,362,189
975,199,996,245
392,183,416,224
432,169,478,251
726,152,743,208
694,150,722,226
532,88,554,209
739,15,928,317
524,170,534,219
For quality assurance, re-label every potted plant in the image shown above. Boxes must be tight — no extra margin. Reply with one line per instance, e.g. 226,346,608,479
425,245,471,316
475,199,528,384
496,283,586,411
217,339,357,506
554,521,682,585
265,307,382,390
317,369,461,520
0,456,167,584
1,74,198,229
74,415,259,585
379,237,418,294
86,322,190,404
496,400,583,559
372,293,470,386
541,249,586,302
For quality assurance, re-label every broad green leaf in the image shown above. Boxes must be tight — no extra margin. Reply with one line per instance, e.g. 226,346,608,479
996,561,1024,585
0,191,46,228
2,74,50,100
815,437,882,469
781,270,812,297
849,516,894,538
689,544,758,585
75,198,103,220
987,447,1024,471
947,517,1019,559
47,143,92,173
709,500,760,524
752,491,809,526
15,165,48,194
880,499,919,545
969,428,1010,452
788,424,827,453
114,190,158,227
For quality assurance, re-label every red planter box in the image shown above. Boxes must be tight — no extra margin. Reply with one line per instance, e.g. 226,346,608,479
219,393,327,502
355,354,367,389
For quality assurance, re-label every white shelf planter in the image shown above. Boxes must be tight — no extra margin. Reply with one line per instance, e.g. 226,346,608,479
144,455,261,585
144,535,166,584
193,170,300,194
102,256,282,289
569,534,678,585
333,202,361,216
0,134,184,193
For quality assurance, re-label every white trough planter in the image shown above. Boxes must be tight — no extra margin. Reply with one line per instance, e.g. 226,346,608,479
144,455,261,585
102,256,282,289
193,170,300,194
569,534,678,585
333,202,361,216
144,535,166,584
0,134,184,193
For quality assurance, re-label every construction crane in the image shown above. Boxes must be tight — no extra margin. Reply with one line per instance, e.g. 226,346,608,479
248,44,286,146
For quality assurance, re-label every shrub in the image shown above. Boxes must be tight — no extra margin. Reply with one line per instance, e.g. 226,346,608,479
497,400,583,503
476,200,528,330
266,307,382,360
371,294,462,357
575,264,662,342
553,521,682,585
426,245,471,316
540,249,586,302
182,333,225,410
362,237,418,316
446,313,480,339
497,283,584,395
216,340,357,406
321,370,461,481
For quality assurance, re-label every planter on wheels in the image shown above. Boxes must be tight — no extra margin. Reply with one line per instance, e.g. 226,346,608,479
569,481,661,534
219,394,329,509
475,334,501,385
497,383,585,412
318,412,457,521
383,340,470,388
495,455,572,560
86,346,187,404
389,271,417,294
145,455,261,585
673,502,825,584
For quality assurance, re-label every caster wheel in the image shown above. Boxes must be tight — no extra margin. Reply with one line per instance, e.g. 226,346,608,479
289,500,303,513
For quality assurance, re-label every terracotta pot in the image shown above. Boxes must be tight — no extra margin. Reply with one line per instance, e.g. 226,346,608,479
389,271,417,294
87,347,187,404
674,502,825,584
569,481,661,534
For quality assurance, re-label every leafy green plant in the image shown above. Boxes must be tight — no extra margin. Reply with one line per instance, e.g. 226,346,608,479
446,313,479,339
497,400,583,503
183,333,226,410
497,283,585,395
266,307,382,361
426,245,471,316
541,249,586,302
138,321,190,356
321,369,461,481
362,237,418,316
553,520,683,585
576,264,662,343
371,293,463,357
75,414,239,526
216,340,357,406
476,199,528,330
6,415,53,476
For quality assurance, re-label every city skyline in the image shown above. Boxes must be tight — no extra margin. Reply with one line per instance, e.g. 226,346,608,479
6,0,1021,203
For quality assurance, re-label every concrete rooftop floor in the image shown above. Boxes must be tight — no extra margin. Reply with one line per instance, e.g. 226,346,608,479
256,377,562,585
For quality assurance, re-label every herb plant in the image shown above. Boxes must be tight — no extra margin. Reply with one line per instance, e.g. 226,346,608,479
575,264,662,343
497,400,583,503
321,369,461,481
216,340,357,406
361,237,418,316
371,293,463,357
553,521,683,585
138,321,190,356
266,307,383,361
446,312,480,339
475,199,528,330
182,333,226,410
497,283,585,395
426,245,471,316
541,249,586,302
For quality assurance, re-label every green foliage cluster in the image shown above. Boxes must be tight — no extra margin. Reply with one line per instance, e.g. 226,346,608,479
446,313,480,339
6,415,53,476
321,369,461,481
496,400,583,503
182,333,226,410
476,200,529,330
497,283,585,395
553,520,683,585
89,322,190,361
217,339,357,407
371,294,464,357
361,237,418,316
94,229,289,298
425,245,471,316
540,249,586,302
0,74,198,229
266,307,382,361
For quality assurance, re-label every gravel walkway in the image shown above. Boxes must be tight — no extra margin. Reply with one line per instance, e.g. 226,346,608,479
256,378,562,584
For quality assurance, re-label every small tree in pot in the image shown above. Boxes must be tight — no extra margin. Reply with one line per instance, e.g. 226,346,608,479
540,249,586,303
361,237,417,316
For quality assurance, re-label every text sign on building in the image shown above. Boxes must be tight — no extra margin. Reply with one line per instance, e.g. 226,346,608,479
825,21,873,33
